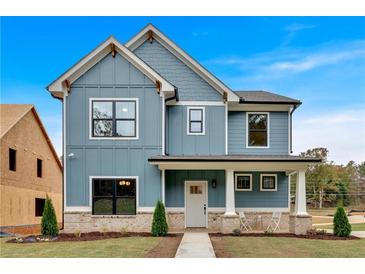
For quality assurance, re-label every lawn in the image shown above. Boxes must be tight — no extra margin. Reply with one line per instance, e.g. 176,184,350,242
315,223,365,231
0,237,162,258
210,236,365,258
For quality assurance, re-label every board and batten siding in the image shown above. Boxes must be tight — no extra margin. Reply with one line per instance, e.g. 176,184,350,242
165,170,225,208
134,40,222,101
235,172,289,208
65,53,162,208
228,111,289,155
167,105,225,155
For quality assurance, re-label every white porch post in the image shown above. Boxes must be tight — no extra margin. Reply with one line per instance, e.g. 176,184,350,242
224,169,236,215
294,170,308,216
161,169,165,205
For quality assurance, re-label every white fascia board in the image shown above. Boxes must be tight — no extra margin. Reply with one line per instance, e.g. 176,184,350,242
47,36,175,98
125,24,240,103
228,102,293,112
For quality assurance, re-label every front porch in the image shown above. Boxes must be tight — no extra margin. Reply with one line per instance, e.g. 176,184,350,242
149,155,321,234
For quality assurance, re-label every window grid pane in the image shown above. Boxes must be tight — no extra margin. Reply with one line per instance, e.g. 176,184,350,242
248,114,268,147
262,176,276,189
236,176,251,189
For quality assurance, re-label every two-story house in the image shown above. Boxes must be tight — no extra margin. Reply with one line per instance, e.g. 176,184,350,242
47,24,320,234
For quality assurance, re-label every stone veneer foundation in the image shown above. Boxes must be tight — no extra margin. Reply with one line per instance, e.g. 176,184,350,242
63,211,295,233
289,214,312,235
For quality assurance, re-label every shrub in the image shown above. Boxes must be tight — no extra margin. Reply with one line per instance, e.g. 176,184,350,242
151,200,168,236
232,228,241,236
333,207,352,237
73,229,81,238
41,196,59,236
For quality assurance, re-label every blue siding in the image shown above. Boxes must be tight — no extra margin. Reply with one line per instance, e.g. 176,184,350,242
228,111,289,155
165,170,225,207
235,172,289,208
167,105,225,155
134,40,222,101
66,53,162,207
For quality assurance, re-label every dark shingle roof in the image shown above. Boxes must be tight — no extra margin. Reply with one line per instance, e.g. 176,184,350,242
235,90,301,105
149,155,321,162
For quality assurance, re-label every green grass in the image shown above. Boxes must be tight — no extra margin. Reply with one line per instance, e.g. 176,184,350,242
212,236,365,258
315,223,365,231
0,237,160,258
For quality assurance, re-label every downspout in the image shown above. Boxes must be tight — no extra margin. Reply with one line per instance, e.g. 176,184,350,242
289,104,299,154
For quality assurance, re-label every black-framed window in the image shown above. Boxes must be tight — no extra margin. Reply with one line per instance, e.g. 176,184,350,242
35,198,45,217
235,173,252,191
260,174,277,191
92,100,137,138
248,113,268,147
9,148,16,171
37,158,42,178
188,108,204,134
92,178,136,215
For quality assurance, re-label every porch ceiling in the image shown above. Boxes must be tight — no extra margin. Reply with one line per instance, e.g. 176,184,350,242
148,154,321,171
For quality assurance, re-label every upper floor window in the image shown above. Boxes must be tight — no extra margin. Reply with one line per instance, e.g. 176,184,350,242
37,158,42,178
91,99,138,139
9,148,16,171
247,113,269,148
187,107,205,135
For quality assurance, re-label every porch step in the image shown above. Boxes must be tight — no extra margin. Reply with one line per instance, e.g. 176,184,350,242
175,232,216,258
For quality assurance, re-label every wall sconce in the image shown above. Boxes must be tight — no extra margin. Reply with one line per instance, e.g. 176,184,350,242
212,179,217,189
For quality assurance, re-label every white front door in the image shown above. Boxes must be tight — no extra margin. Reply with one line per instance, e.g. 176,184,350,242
185,181,207,228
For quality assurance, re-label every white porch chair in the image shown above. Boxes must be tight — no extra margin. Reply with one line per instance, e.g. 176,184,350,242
266,212,282,232
239,212,254,231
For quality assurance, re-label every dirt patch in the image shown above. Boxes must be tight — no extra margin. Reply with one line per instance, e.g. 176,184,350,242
6,231,183,243
209,232,359,240
146,235,183,258
209,237,230,258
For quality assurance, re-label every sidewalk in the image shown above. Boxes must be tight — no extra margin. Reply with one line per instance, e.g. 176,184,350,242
175,232,216,258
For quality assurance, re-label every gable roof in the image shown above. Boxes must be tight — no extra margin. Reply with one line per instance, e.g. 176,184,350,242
125,24,240,102
0,104,62,169
47,36,175,99
235,90,301,105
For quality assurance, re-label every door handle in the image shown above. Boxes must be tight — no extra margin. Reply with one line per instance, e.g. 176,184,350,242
204,204,206,215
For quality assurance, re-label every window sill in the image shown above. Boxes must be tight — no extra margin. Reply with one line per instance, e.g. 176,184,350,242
91,215,137,218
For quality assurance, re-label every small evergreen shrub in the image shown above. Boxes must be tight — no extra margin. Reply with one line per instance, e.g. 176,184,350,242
333,207,352,237
151,200,168,236
41,196,59,236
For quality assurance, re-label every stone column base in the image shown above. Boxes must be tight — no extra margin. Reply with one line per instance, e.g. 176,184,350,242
221,214,240,234
289,214,312,235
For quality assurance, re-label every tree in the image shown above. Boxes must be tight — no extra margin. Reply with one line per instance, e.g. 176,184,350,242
333,207,351,237
41,196,59,236
151,201,168,236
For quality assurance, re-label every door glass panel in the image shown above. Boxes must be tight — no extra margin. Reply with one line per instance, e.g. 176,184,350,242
190,185,202,194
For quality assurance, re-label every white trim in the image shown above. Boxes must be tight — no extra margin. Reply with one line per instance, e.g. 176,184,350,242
88,98,139,140
234,173,253,191
47,36,175,98
137,207,155,213
288,109,291,154
186,106,205,135
161,95,165,155
64,206,91,213
125,24,240,103
88,176,139,215
167,101,225,106
161,169,165,205
228,103,292,112
288,172,291,209
63,93,67,211
260,174,278,191
246,112,270,149
207,207,225,213
184,180,208,228
225,102,228,155
165,207,185,212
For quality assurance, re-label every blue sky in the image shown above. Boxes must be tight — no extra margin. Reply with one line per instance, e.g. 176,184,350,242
1,17,364,164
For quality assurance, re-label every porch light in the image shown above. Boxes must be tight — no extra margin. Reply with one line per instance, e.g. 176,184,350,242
212,179,217,189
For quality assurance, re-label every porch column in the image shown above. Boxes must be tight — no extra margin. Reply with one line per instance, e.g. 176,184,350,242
294,170,308,216
161,169,165,205
224,169,236,215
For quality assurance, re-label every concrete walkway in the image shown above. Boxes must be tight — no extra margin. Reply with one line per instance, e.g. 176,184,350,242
175,232,216,258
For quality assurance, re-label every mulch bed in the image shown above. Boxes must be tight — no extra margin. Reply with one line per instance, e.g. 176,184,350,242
6,231,183,244
209,232,359,240
146,234,183,258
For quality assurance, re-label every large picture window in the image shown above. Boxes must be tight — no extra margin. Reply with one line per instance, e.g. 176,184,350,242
247,113,269,147
91,99,138,138
187,107,205,135
92,178,136,215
